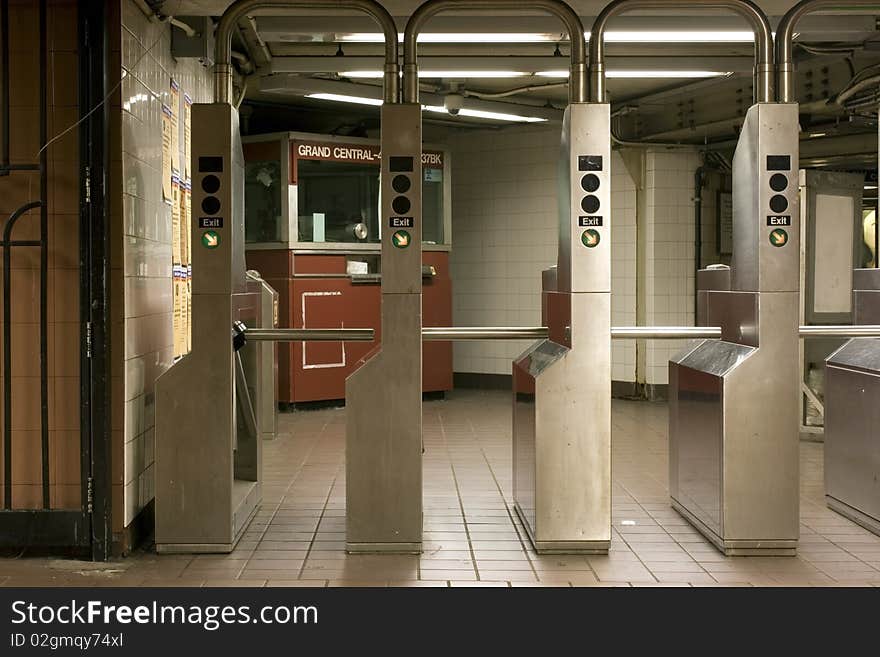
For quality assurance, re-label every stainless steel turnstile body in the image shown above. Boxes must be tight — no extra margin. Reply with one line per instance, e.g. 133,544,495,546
513,103,612,553
825,268,880,535
345,103,423,553
155,104,266,553
246,270,279,441
670,103,801,555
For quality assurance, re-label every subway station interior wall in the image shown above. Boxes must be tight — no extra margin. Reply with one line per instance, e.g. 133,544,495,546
113,0,211,530
642,150,702,386
447,126,637,382
0,0,81,510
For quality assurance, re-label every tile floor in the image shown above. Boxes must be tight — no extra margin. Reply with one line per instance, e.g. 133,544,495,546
3,389,880,587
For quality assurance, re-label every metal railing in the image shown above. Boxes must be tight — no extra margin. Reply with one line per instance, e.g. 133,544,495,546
424,326,724,340
244,327,375,342
243,325,880,343
799,325,880,338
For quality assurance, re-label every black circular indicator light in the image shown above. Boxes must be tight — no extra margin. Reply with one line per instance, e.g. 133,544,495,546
392,196,411,215
769,194,788,213
581,195,600,214
201,196,221,215
581,174,600,193
769,173,788,192
201,175,221,194
392,174,411,194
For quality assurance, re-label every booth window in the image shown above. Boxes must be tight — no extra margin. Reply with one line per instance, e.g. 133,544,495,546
245,160,282,242
423,166,444,245
298,160,380,243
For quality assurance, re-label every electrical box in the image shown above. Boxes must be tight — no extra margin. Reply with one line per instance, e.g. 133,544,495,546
170,16,214,67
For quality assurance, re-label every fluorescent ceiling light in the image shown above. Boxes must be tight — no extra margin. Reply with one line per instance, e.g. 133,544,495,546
337,32,558,43
537,70,729,78
306,93,383,106
306,93,546,122
601,30,755,42
342,70,528,79
423,104,546,123
335,30,757,43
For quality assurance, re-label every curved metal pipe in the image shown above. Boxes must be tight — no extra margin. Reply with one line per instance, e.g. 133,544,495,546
404,0,586,104
777,0,880,104
590,0,774,103
215,0,399,104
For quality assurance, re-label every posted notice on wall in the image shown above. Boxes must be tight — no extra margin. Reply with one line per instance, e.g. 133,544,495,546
161,104,173,202
170,79,180,175
184,93,192,180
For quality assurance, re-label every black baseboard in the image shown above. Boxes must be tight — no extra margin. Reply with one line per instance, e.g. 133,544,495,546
114,498,154,557
453,372,512,390
644,384,668,401
453,372,667,401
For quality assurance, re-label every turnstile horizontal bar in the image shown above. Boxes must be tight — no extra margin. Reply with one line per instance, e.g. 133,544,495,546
422,327,722,340
245,328,375,342
612,326,721,340
799,325,880,338
423,327,550,341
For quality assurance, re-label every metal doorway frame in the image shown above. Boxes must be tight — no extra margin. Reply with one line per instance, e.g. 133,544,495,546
0,0,111,560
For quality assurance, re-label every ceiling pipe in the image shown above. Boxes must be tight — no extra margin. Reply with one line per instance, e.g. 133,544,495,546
776,0,880,104
214,0,400,105
403,0,587,104
590,0,774,103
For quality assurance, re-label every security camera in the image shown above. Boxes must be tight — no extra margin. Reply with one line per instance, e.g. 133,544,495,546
444,93,464,116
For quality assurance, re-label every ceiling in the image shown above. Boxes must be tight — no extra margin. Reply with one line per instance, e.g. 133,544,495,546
150,1,880,168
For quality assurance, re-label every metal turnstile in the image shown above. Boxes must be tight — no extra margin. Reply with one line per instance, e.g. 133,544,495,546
155,103,264,553
670,102,802,556
155,0,390,553
825,268,880,534
513,101,612,554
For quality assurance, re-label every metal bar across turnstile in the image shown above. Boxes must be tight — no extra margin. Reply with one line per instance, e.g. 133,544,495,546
243,325,880,343
798,325,880,338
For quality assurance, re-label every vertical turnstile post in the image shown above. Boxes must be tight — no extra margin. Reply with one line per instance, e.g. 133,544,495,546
670,103,801,555
345,103,423,553
513,103,612,553
156,104,263,553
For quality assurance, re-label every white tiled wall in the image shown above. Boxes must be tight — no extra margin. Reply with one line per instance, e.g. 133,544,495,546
642,150,702,386
119,0,211,526
448,126,637,382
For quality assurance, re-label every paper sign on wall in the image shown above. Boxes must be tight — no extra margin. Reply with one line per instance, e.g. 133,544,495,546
161,104,173,202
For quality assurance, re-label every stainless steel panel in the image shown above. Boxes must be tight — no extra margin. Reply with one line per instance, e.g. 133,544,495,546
669,360,723,535
557,103,611,295
670,104,800,555
731,103,800,294
707,291,759,348
345,102,423,553
825,358,880,533
513,294,611,553
380,103,422,296
723,291,800,545
155,104,261,553
855,292,880,326
854,268,880,291
855,269,880,325
675,340,755,376
697,267,732,292
345,294,422,552
827,338,880,375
